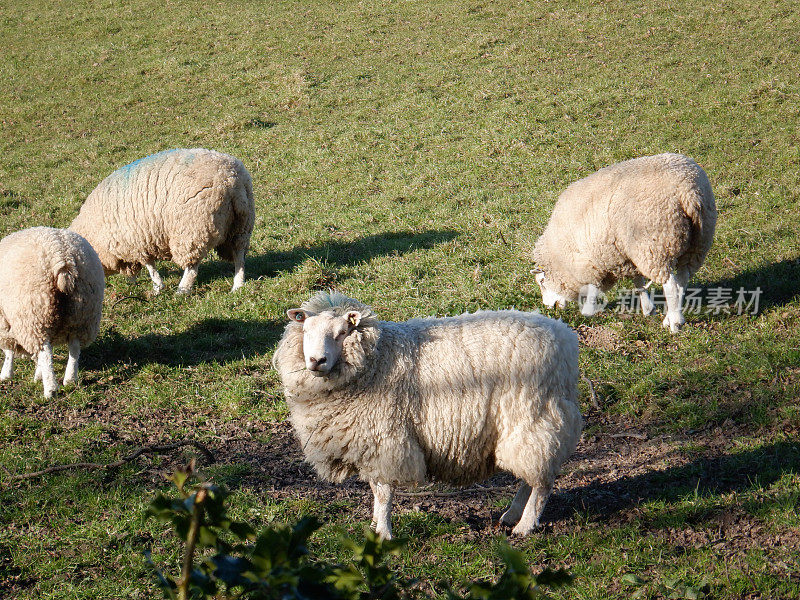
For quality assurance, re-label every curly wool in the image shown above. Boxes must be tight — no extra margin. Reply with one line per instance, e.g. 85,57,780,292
533,153,717,299
70,148,255,276
0,227,104,355
273,293,582,491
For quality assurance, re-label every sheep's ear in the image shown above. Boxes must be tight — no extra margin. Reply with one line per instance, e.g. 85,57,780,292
287,309,307,323
346,311,361,329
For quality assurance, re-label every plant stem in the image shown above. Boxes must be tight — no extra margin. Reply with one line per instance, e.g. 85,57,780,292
178,488,207,600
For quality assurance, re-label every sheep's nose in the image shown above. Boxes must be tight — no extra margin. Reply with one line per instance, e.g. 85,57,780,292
308,356,327,370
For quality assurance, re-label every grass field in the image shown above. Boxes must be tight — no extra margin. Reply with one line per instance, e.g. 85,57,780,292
1,0,799,598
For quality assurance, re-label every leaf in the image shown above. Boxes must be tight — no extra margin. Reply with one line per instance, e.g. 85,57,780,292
228,521,256,541
211,554,255,587
497,543,529,575
621,573,647,586
197,525,219,548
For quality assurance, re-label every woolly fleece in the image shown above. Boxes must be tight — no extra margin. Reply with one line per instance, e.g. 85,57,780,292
0,227,105,397
70,148,255,291
273,292,582,535
533,153,717,299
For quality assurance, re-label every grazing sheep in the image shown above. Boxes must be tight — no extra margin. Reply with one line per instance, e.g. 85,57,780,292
533,153,716,332
0,227,105,398
273,292,582,539
70,148,255,294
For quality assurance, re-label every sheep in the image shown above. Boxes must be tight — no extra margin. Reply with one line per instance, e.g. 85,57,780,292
272,291,582,539
532,153,717,332
70,148,255,295
0,227,105,398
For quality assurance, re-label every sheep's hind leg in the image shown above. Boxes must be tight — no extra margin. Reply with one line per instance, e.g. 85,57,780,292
662,270,689,333
176,264,199,295
231,250,246,292
145,262,165,295
511,485,552,536
1,349,13,380
579,284,602,316
63,338,81,386
369,480,395,540
38,340,58,398
500,483,532,526
634,275,655,316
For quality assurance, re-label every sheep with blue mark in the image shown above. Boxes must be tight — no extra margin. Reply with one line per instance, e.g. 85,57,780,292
70,148,255,294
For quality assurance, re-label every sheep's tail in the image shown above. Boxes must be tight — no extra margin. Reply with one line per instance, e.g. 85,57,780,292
53,261,78,295
679,162,718,272
217,164,255,262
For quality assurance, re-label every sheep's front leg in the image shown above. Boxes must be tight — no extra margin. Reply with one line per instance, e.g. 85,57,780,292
38,340,58,398
176,264,199,295
1,349,13,380
511,485,551,536
500,483,532,526
580,284,602,316
145,262,164,295
63,338,81,386
369,481,395,540
662,271,688,333
231,251,245,292
634,276,655,316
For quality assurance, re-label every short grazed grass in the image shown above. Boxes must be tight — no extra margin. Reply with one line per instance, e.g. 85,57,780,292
1,1,799,598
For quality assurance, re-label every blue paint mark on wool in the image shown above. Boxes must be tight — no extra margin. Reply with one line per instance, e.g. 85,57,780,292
115,149,195,180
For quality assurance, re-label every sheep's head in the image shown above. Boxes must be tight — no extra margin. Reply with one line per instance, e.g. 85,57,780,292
286,308,362,376
534,270,570,309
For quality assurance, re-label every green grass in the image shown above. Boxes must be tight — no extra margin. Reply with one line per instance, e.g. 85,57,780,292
1,0,799,598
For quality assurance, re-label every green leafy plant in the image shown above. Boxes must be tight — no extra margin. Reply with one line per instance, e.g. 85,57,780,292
146,467,572,600
445,544,572,600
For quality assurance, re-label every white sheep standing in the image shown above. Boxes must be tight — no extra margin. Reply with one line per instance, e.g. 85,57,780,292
0,227,105,398
533,153,717,332
272,292,582,539
70,148,255,294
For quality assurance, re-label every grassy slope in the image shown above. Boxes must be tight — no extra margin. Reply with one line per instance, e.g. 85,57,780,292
1,0,798,598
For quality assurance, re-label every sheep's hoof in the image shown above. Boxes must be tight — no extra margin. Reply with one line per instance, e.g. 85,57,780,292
152,284,164,295
175,287,191,296
510,522,536,537
662,312,685,333
641,302,655,316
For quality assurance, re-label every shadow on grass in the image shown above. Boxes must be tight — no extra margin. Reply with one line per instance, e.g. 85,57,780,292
547,440,800,524
197,228,460,284
82,317,284,370
702,257,800,310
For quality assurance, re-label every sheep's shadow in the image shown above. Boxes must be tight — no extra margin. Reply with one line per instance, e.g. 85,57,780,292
82,317,284,371
544,439,800,525
698,257,800,312
196,228,460,283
